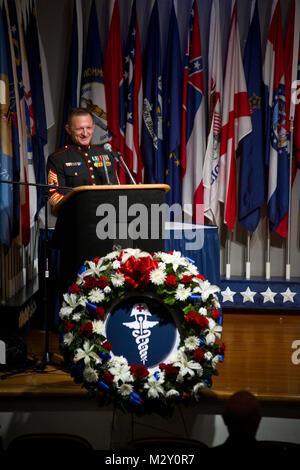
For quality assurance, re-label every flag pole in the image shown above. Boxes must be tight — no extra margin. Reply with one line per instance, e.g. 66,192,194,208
226,229,232,279
286,117,294,280
266,225,271,280
246,231,251,279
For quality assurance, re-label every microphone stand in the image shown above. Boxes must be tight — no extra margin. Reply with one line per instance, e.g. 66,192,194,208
103,143,137,184
0,179,72,369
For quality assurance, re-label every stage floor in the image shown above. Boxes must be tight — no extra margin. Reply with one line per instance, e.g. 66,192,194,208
1,312,300,417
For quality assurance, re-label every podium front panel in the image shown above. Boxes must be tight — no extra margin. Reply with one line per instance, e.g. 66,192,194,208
55,187,166,290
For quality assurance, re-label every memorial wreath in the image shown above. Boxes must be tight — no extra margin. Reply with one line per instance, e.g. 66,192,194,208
59,248,225,416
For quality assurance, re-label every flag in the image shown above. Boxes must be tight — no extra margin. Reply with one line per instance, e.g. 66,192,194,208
123,0,143,183
0,5,13,251
25,5,47,218
218,0,252,232
238,1,266,233
80,0,108,145
203,0,223,225
163,2,182,207
294,38,300,168
141,0,164,184
276,0,300,237
180,0,206,222
61,0,83,145
104,0,124,154
263,0,289,235
4,0,21,241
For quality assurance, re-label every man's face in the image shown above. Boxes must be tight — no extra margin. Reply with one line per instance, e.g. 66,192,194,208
65,114,95,147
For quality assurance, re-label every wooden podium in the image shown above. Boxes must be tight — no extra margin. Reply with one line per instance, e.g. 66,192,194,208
53,184,170,291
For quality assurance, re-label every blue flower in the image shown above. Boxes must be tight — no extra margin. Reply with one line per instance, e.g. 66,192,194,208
98,381,110,392
130,392,142,405
78,265,87,275
99,352,111,361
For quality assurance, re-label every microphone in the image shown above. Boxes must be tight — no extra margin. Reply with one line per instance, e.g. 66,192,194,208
117,151,137,184
99,143,112,185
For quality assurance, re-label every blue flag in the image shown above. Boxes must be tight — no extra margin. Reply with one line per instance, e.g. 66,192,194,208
141,0,164,184
239,2,266,232
60,0,81,146
0,7,13,251
81,0,108,144
163,3,182,207
25,7,47,217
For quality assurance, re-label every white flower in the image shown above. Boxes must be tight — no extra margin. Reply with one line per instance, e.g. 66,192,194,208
184,336,200,351
59,293,86,319
182,265,199,276
157,251,188,272
198,307,207,316
109,362,133,384
84,259,107,277
166,389,180,399
111,273,125,287
205,351,213,361
63,332,74,346
144,375,165,398
212,355,220,368
72,312,82,322
103,250,121,260
118,383,134,396
197,280,220,301
204,318,223,345
92,320,105,336
88,288,105,303
175,284,191,301
112,260,121,269
83,366,99,383
104,286,111,294
150,268,166,285
120,248,150,263
193,381,207,399
74,340,101,365
158,262,166,271
173,350,203,377
108,355,128,367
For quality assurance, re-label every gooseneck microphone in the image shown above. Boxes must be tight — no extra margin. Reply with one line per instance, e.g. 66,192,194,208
104,142,137,184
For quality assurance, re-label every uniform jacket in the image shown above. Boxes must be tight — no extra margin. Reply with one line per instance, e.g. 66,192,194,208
46,143,119,206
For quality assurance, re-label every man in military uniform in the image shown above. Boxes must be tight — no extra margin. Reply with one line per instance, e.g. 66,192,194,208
46,108,119,207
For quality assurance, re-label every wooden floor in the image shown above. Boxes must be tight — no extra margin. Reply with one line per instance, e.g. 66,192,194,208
1,311,300,416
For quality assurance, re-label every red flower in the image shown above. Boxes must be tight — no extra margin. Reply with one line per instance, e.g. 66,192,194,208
97,276,109,289
159,363,179,375
196,316,209,328
181,275,193,285
185,310,198,323
193,349,205,362
218,342,226,354
101,371,114,384
80,322,93,336
69,283,80,294
93,256,101,265
196,274,205,280
185,311,209,328
211,309,220,320
84,276,97,289
102,341,112,352
165,275,177,287
96,306,105,319
130,364,149,379
64,321,75,332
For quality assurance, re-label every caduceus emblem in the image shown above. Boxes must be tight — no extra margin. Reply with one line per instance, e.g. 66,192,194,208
123,303,159,365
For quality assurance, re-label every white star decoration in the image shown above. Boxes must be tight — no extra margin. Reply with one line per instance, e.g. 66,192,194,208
261,287,277,303
281,288,296,303
221,287,236,303
240,287,256,303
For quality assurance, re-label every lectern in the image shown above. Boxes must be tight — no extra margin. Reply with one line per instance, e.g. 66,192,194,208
53,184,170,291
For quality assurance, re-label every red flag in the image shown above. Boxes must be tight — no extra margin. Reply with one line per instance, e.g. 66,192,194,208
104,0,125,163
218,0,252,232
